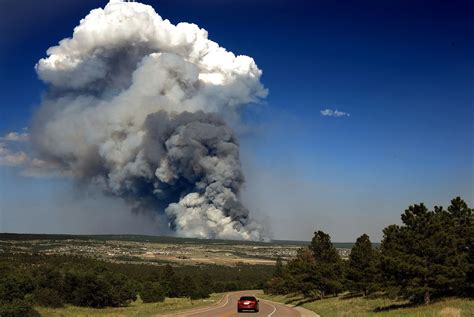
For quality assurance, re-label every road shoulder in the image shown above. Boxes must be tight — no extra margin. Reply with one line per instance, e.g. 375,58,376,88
260,298,320,317
158,293,228,317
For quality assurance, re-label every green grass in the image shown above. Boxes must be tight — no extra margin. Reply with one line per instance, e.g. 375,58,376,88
35,293,224,317
260,293,474,317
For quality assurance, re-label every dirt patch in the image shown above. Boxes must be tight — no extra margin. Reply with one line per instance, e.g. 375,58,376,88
439,307,461,317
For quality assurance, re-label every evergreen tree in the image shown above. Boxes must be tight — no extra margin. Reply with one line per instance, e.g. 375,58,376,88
345,234,379,296
63,268,136,308
286,247,320,297
381,202,467,304
445,197,473,295
161,264,184,297
196,272,213,298
140,282,165,303
310,231,344,297
274,256,284,278
281,231,344,298
32,288,65,307
265,256,287,295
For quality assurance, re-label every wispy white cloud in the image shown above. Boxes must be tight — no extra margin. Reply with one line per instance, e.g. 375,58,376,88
0,131,30,142
320,108,351,117
0,142,67,177
0,143,29,166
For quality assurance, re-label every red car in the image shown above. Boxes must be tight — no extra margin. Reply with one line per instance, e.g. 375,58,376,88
237,295,259,313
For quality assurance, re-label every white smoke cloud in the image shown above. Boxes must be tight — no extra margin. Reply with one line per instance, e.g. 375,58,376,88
31,0,268,240
320,108,350,117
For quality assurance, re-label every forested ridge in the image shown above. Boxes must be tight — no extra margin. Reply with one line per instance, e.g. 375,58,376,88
0,253,271,316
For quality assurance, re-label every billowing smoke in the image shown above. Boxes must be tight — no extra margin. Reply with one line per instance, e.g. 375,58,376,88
31,0,267,240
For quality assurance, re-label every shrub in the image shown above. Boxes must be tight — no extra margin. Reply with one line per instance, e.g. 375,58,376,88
140,282,166,303
0,299,40,317
106,271,137,306
64,269,135,308
189,286,210,300
32,288,64,307
0,274,35,302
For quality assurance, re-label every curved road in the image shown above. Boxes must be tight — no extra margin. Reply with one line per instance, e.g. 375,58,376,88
174,291,300,317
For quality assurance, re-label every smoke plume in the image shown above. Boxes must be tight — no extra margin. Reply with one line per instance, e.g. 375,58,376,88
31,0,267,240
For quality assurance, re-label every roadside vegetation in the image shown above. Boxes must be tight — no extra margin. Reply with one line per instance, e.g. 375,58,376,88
261,293,474,317
35,293,224,317
0,253,271,316
264,196,473,315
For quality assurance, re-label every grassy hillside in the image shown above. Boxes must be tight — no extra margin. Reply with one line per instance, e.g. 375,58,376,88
261,293,473,317
36,293,225,317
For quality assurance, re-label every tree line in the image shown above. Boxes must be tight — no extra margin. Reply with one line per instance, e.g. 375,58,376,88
265,196,473,305
0,253,272,316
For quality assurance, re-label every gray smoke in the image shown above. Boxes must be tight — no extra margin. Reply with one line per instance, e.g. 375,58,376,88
30,0,267,240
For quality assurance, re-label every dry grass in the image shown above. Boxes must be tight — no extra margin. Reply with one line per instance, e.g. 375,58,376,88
439,307,461,317
35,293,224,317
260,293,474,317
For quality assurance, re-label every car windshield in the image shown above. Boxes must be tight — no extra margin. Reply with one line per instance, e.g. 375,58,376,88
240,296,256,301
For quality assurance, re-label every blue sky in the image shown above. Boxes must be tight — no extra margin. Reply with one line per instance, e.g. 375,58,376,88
0,0,472,241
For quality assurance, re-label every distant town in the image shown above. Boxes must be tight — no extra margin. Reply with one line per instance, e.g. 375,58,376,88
0,233,353,266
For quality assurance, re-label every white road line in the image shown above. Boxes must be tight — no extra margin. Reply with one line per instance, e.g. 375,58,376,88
267,302,277,317
222,293,230,307
180,293,230,316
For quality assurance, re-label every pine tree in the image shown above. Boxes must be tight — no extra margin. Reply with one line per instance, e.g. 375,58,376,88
281,231,345,298
265,256,287,295
309,231,344,297
444,197,473,295
160,264,184,297
140,282,165,303
274,256,284,278
381,202,467,304
346,233,379,296
286,247,320,297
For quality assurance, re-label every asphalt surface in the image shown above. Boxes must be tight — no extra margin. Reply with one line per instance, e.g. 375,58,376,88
175,290,300,317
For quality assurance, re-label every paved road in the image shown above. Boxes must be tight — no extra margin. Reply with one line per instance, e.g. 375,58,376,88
175,290,300,317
